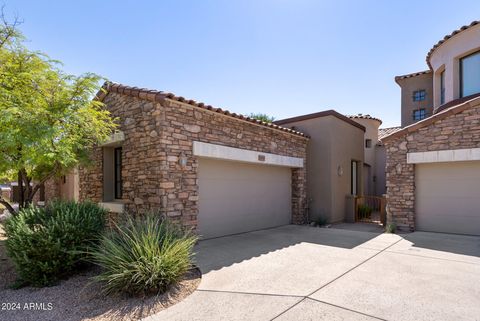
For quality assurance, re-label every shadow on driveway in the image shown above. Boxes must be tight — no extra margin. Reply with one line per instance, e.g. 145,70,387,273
195,224,383,274
401,231,480,257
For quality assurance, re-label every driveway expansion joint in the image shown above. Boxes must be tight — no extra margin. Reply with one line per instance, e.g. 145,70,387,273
307,297,389,321
196,288,305,298
384,250,480,265
305,237,403,297
267,238,402,321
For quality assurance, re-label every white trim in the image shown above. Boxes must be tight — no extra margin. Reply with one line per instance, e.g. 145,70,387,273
98,202,124,213
407,148,480,164
100,131,125,147
193,141,304,168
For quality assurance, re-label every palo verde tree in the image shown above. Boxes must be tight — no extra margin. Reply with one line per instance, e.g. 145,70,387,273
249,113,276,123
0,11,116,214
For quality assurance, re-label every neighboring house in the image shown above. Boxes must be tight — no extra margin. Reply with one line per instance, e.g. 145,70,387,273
275,111,366,224
395,71,434,127
7,177,71,206
383,21,480,236
78,83,308,239
346,114,384,196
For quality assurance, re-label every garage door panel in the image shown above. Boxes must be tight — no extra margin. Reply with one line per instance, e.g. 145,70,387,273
198,158,291,239
416,162,480,235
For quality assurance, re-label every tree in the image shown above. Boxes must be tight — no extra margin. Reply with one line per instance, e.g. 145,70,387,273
249,113,276,123
0,11,116,214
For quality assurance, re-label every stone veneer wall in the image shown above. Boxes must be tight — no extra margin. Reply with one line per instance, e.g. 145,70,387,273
385,101,480,231
79,92,308,230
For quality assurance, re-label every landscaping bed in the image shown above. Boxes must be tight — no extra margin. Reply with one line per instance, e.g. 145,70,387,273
0,200,201,321
0,225,201,321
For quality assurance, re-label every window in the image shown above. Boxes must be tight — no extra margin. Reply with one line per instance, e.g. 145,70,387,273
351,161,358,195
114,147,122,199
365,139,372,148
460,50,480,97
440,70,446,104
413,109,426,121
413,90,426,101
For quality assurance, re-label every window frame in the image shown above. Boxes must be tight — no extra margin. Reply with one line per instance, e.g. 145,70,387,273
412,108,426,121
365,139,372,148
351,160,358,195
440,70,446,105
412,90,426,102
460,49,480,98
114,147,122,200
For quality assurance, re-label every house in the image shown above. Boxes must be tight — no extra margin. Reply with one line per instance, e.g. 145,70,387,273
346,114,384,196
275,111,366,224
276,112,387,225
78,83,308,239
383,21,480,235
29,83,386,234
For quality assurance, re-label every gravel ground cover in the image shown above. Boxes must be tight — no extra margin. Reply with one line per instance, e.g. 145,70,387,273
0,225,201,321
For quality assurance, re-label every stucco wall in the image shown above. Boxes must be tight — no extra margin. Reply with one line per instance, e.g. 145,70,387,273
396,73,434,127
385,99,480,231
79,91,308,230
429,24,480,108
59,169,79,201
349,118,381,195
277,115,364,223
374,144,386,196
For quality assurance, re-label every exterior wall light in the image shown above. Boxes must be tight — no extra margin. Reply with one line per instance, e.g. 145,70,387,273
179,152,188,169
337,165,344,177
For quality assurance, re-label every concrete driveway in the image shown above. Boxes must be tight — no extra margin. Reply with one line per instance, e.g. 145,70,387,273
145,225,480,321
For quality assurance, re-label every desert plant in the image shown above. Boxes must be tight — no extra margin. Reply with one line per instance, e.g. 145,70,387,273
313,215,328,227
90,214,197,296
357,204,373,219
4,200,107,287
385,222,396,233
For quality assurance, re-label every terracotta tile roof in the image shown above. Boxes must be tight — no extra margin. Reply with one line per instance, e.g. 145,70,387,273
382,95,480,142
274,110,366,132
426,20,480,70
434,92,480,113
394,70,432,83
378,126,402,141
96,82,308,138
346,113,382,124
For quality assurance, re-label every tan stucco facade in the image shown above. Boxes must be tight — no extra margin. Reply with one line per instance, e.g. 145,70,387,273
348,117,382,195
374,144,386,196
429,23,480,109
59,169,79,201
396,73,434,127
276,113,364,223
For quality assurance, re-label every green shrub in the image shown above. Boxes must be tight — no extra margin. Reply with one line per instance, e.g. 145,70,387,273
4,200,107,287
385,222,396,234
357,204,373,219
90,214,197,296
313,215,328,227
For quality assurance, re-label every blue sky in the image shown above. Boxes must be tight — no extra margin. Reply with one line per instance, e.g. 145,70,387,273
7,0,480,127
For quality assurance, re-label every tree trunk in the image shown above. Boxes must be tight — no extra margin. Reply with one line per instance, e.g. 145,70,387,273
17,170,24,209
0,196,16,215
16,164,60,210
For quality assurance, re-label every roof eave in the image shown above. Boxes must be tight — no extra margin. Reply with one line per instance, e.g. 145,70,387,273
382,95,480,142
96,82,309,139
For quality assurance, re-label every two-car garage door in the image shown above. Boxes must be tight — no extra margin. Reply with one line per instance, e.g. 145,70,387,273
415,162,480,236
197,158,292,239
